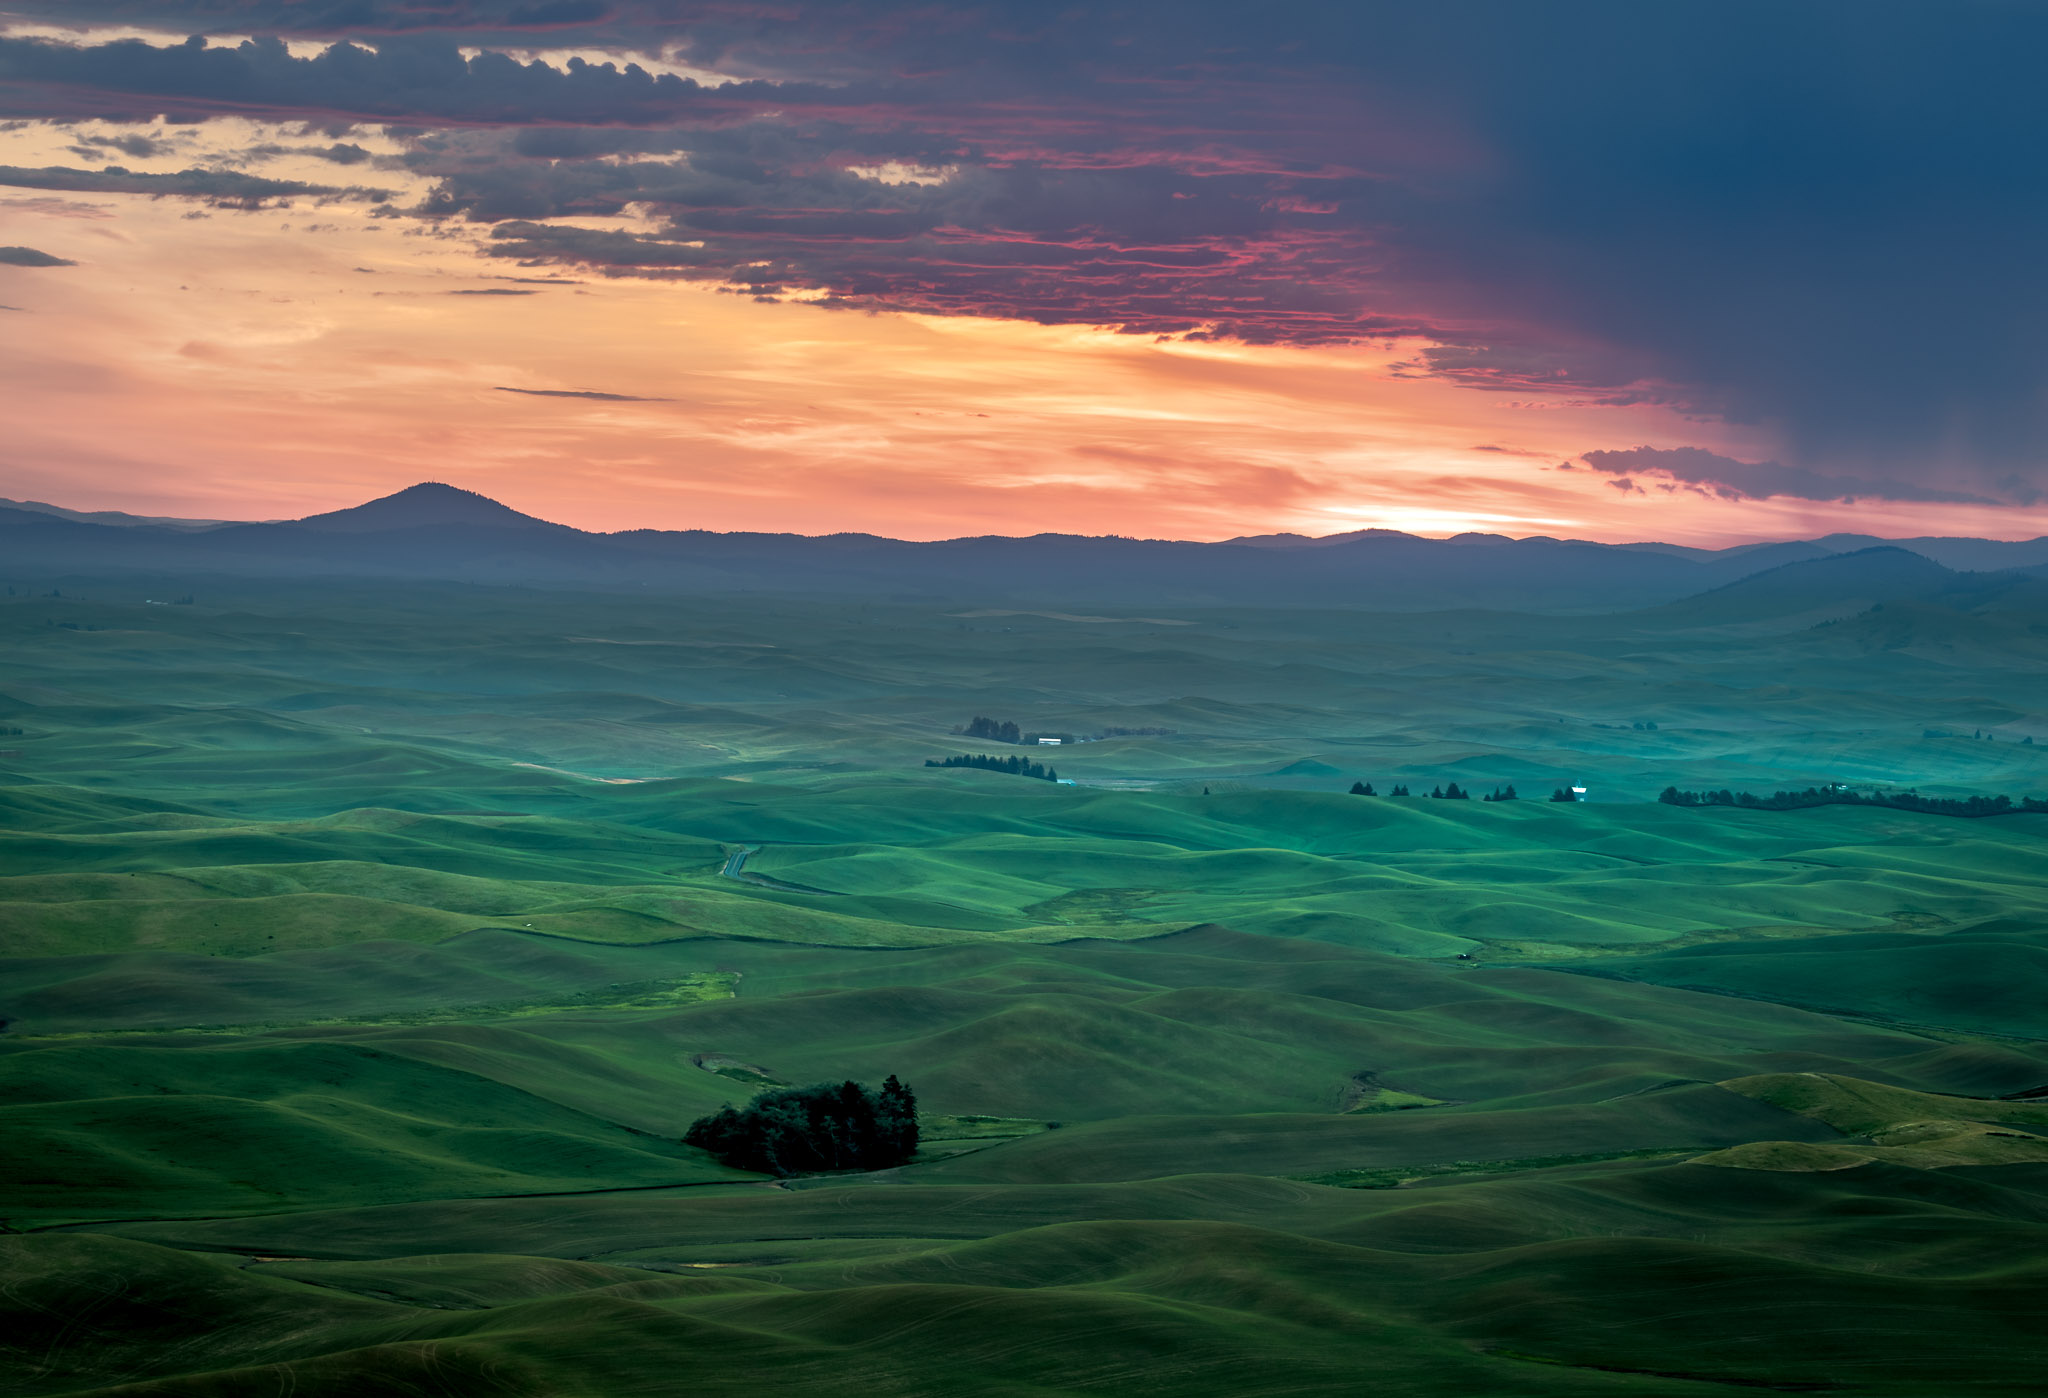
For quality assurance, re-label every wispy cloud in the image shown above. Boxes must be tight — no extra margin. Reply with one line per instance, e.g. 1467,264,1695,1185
1577,447,2003,507
0,162,390,208
495,386,668,401
0,244,75,265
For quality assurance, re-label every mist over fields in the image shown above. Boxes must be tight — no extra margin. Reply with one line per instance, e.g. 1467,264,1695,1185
0,486,2043,1396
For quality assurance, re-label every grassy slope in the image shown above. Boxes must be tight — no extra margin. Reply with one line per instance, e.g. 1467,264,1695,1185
2,581,2045,1395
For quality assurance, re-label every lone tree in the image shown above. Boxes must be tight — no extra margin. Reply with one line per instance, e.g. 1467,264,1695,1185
684,1076,919,1176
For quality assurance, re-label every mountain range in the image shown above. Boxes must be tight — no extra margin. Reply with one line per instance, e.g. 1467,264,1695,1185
4,482,2045,614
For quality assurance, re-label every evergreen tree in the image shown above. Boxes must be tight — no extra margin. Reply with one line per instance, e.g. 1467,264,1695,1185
1349,780,1373,795
962,717,1024,743
1550,787,1574,802
1656,784,2047,817
1390,784,1409,796
926,753,1058,780
878,1074,919,1158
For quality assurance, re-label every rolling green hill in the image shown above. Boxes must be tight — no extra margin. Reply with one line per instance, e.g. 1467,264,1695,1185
1,579,2043,1395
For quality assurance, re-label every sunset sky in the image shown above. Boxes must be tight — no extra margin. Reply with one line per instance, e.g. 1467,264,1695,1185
2,2,2045,544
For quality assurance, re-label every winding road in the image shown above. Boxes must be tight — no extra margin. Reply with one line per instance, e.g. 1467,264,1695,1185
718,844,843,896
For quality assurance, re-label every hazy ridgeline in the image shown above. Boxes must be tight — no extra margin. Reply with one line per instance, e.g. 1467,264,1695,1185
2,570,2045,1396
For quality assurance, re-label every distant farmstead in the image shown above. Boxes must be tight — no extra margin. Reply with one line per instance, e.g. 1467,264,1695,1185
1038,737,1062,745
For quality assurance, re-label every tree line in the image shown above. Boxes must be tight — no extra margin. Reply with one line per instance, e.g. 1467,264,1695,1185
684,1077,919,1176
957,716,1175,744
961,716,1025,743
1349,781,1518,800
928,753,1059,780
1659,786,2048,817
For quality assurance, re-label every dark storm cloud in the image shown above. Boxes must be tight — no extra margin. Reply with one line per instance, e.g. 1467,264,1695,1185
3,2,2047,498
0,32,816,124
1578,448,2001,507
0,244,75,265
242,140,376,164
66,130,166,158
0,2,618,38
0,162,389,207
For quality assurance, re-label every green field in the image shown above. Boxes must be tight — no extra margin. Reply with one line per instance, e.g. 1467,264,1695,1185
2,581,2044,1395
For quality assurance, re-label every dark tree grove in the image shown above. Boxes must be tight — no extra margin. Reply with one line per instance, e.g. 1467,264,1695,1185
962,716,1023,744
1350,781,1375,795
684,1077,919,1176
927,753,1058,780
1483,785,1518,801
1658,785,2048,817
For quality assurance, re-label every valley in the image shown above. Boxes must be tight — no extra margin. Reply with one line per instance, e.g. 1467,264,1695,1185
1,567,2044,1396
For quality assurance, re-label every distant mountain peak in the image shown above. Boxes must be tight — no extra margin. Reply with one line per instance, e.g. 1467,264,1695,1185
1654,543,1960,622
0,497,252,530
1223,527,1421,549
295,482,564,533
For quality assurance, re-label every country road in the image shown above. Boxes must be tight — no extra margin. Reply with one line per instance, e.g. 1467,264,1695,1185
719,844,844,895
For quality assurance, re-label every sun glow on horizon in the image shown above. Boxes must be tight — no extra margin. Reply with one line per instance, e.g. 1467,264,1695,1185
4,111,2047,546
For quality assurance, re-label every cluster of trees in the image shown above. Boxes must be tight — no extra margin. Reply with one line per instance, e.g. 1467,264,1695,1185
1549,788,1581,802
1348,782,1515,800
959,716,1176,744
1658,786,2048,817
959,716,1074,743
684,1077,919,1176
961,716,1023,743
1924,729,2034,744
927,753,1059,780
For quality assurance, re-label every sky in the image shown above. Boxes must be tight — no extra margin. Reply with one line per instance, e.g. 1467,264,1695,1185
1,1,2044,544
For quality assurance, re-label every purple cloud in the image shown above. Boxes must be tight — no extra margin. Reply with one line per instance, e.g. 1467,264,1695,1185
1579,447,2003,506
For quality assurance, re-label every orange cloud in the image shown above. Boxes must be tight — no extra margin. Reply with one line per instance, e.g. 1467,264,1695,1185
4,132,2047,547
